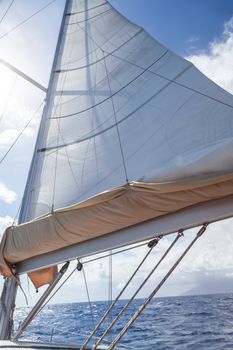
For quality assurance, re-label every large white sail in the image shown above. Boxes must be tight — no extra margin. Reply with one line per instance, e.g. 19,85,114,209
0,0,233,286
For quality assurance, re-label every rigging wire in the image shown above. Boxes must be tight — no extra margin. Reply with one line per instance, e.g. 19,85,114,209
29,241,155,320
81,263,95,329
0,0,15,25
0,100,44,166
108,224,208,349
83,241,149,265
92,232,182,349
0,0,57,41
80,237,160,350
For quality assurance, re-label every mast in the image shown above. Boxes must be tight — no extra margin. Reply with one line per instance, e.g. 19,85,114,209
0,0,71,339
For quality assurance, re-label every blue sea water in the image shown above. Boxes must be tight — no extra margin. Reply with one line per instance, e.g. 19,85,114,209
15,293,233,349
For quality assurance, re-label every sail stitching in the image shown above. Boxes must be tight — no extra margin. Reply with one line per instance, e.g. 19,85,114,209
68,8,112,25
66,2,107,16
58,19,132,69
50,50,168,120
38,63,189,153
50,5,85,208
55,29,143,73
109,52,233,110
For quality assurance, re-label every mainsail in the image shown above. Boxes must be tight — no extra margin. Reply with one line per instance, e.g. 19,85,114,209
0,0,233,287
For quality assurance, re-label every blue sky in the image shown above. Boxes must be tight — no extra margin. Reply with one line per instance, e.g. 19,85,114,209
0,0,232,305
111,0,233,55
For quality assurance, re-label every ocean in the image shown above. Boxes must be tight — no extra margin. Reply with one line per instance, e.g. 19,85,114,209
15,293,233,349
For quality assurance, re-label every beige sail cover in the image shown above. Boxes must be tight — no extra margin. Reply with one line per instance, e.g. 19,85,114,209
0,0,233,287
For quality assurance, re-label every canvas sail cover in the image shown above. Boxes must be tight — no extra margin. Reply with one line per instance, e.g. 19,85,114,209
0,0,233,287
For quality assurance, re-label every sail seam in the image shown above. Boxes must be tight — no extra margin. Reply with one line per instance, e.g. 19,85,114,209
59,18,131,68
55,29,143,73
109,52,233,110
38,64,189,153
51,49,168,119
68,8,112,25
66,2,107,16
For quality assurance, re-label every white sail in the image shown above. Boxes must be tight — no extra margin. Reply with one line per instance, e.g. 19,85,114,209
22,0,233,221
0,0,233,286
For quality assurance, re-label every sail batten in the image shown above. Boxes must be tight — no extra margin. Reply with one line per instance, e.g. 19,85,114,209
0,0,233,287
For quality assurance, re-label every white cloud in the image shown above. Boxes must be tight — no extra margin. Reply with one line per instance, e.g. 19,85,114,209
186,16,233,93
0,215,14,240
0,127,35,147
0,66,41,150
0,182,17,203
0,129,20,146
0,215,14,228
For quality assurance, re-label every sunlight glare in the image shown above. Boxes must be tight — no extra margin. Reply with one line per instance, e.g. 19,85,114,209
0,64,17,112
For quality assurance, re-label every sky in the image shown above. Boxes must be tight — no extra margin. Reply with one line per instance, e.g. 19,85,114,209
0,0,232,308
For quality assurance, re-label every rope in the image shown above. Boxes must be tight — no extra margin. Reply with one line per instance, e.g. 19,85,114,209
108,224,208,349
92,233,182,349
0,100,44,166
18,283,28,306
13,262,70,341
80,237,160,350
0,0,15,25
82,263,95,329
0,0,57,41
